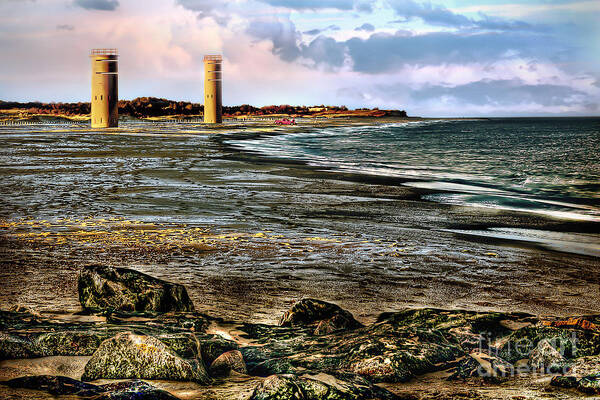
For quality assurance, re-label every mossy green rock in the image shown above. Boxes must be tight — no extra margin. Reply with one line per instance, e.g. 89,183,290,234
78,265,195,313
3,376,180,399
579,374,600,394
242,315,463,383
82,332,209,384
279,299,362,334
249,374,399,400
499,326,600,364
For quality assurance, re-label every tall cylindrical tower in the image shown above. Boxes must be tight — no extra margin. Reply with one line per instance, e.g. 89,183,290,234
203,55,222,124
90,49,118,128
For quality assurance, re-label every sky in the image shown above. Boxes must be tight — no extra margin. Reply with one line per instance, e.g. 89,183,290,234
0,0,599,116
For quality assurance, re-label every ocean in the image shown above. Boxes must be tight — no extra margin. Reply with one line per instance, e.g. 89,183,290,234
227,118,600,223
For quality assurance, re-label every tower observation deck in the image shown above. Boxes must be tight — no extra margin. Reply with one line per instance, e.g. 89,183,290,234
90,49,118,128
203,55,222,124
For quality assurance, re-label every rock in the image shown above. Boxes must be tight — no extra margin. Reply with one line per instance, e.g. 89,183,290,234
578,374,600,394
95,380,181,400
499,326,600,364
314,312,360,335
0,332,41,360
78,265,195,313
528,339,569,373
249,374,399,400
250,374,303,400
550,375,579,389
279,299,362,334
449,351,513,382
2,376,180,399
242,314,463,383
209,350,247,377
35,331,108,356
81,332,209,384
196,334,239,365
3,375,100,396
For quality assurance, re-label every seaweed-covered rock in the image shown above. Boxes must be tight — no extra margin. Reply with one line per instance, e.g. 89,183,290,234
78,265,195,313
528,339,569,373
449,351,513,382
197,334,239,365
499,326,600,364
249,374,399,400
578,374,600,394
35,330,108,356
209,350,247,377
2,376,180,399
550,375,579,389
314,312,360,335
0,332,41,360
241,315,464,383
82,332,209,384
279,299,362,334
3,375,100,396
94,380,181,400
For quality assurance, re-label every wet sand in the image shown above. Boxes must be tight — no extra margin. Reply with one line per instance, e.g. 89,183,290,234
0,119,598,399
0,119,598,323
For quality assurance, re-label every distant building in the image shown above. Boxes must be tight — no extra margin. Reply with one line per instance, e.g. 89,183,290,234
203,55,222,123
90,49,118,128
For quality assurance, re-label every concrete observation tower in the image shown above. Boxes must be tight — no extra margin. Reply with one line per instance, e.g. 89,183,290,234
90,49,118,128
203,55,222,123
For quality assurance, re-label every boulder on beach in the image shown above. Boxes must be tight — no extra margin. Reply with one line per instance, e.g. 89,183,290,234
278,299,362,334
3,376,180,399
3,375,100,397
94,380,181,400
82,332,210,384
449,351,514,382
528,339,569,373
78,265,195,313
242,309,464,383
0,332,41,360
209,349,247,377
579,374,600,394
249,373,399,400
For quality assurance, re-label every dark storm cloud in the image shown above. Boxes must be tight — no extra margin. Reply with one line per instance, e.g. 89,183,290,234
355,23,375,31
74,0,119,11
387,0,536,31
409,79,586,107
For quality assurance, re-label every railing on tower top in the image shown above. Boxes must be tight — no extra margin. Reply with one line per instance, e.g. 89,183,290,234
90,49,118,56
203,55,222,62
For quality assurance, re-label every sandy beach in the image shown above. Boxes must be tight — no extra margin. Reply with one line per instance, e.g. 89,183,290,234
0,118,599,399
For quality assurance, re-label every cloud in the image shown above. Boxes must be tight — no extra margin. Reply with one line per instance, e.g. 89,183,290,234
303,25,340,35
345,30,565,73
302,36,347,67
355,22,375,31
258,0,356,10
57,24,75,31
387,0,536,31
246,18,302,62
247,18,346,67
74,0,119,11
175,0,215,18
410,79,587,107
